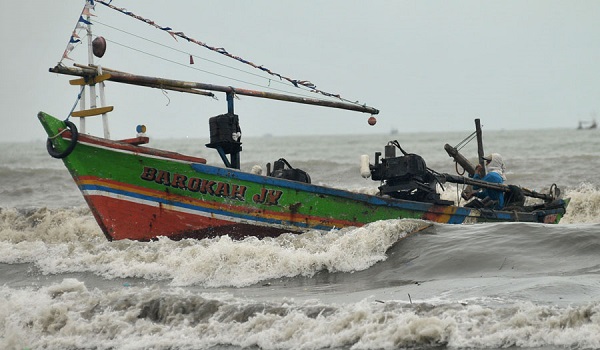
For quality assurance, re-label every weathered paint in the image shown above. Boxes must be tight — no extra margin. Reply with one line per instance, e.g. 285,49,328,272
38,112,570,241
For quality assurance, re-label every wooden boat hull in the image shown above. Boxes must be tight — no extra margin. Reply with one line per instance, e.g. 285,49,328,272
38,112,570,241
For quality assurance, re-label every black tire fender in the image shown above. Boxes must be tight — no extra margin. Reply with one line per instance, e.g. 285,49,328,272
46,120,79,159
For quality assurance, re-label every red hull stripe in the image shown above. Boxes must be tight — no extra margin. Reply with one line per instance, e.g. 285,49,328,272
77,176,357,231
84,194,232,240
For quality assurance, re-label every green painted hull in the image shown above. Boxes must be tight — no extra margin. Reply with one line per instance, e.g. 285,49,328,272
38,111,570,241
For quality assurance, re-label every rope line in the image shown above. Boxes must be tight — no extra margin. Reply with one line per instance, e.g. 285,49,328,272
94,19,298,93
104,38,328,101
95,0,363,105
48,128,69,140
58,3,90,65
66,85,86,121
455,130,477,151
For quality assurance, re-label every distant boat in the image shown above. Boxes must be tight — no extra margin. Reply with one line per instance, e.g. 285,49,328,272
578,119,597,130
390,127,398,135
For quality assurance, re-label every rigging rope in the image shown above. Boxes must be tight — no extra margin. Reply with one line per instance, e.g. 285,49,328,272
66,85,86,121
101,36,328,101
95,0,361,105
58,2,91,65
94,19,296,93
455,161,465,176
451,130,478,176
454,130,477,151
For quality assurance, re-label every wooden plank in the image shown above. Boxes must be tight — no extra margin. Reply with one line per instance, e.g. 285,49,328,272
117,136,150,145
69,73,112,86
71,106,114,118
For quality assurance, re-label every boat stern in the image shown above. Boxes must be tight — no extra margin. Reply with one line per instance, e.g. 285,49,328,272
552,197,570,224
538,197,571,224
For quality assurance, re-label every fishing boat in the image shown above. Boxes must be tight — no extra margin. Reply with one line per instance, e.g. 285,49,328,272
577,119,597,130
39,1,569,241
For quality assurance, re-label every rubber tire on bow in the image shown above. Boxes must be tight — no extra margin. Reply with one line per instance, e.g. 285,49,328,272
46,120,78,159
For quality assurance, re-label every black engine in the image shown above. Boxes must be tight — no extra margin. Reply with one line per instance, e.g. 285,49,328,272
268,158,311,183
369,141,448,204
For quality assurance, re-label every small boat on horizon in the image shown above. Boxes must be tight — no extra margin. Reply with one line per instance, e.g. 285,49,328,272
577,119,597,130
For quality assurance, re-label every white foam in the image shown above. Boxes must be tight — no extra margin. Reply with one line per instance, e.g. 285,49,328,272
1,280,599,350
560,183,600,224
0,209,428,287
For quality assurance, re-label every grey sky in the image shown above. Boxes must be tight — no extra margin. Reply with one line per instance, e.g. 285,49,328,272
2,1,599,143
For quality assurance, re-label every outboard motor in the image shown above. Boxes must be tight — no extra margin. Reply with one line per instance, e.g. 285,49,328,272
268,158,311,183
365,141,447,203
206,112,242,169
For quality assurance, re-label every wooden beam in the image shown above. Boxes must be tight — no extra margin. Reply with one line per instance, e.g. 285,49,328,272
50,65,380,115
71,106,114,118
69,73,112,86
71,64,214,97
444,143,476,176
443,173,555,201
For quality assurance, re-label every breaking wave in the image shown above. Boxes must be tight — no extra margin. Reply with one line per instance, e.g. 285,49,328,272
2,278,599,350
0,207,428,288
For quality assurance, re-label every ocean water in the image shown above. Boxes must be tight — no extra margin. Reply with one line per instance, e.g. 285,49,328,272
1,128,600,350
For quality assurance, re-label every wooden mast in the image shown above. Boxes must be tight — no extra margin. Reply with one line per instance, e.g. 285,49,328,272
50,64,380,115
475,118,486,176
75,1,111,139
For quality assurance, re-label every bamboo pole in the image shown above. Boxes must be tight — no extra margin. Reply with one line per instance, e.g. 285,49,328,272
475,119,486,176
442,173,555,201
444,143,476,176
50,65,380,115
97,65,111,139
72,64,215,97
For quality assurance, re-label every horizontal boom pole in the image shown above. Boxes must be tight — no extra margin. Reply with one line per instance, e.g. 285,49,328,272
50,65,379,115
442,173,554,201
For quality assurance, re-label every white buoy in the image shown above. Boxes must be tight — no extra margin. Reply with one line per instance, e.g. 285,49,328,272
360,155,371,178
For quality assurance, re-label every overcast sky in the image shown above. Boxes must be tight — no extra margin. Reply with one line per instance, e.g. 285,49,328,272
1,1,599,142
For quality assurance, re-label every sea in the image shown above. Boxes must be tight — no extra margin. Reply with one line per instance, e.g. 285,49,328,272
1,128,599,350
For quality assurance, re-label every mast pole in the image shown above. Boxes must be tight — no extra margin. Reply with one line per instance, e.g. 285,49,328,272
84,0,111,139
97,65,111,139
227,92,234,114
84,0,95,135
475,118,486,177
78,83,87,134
